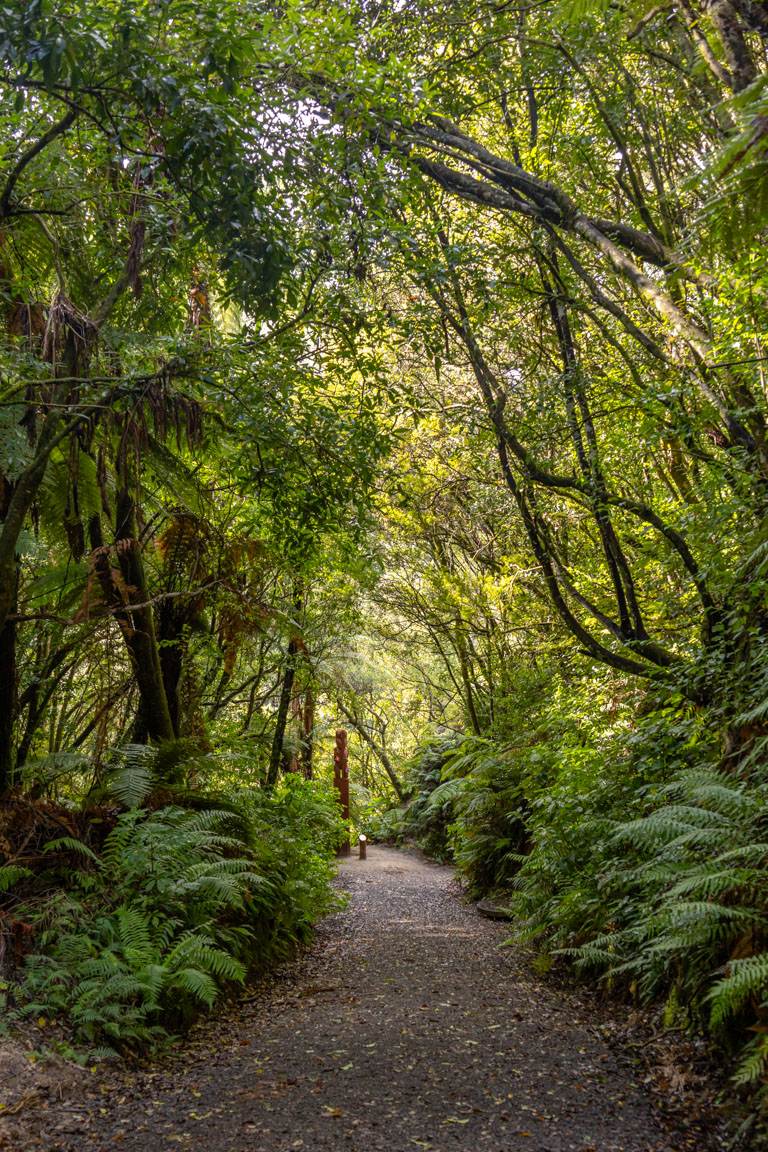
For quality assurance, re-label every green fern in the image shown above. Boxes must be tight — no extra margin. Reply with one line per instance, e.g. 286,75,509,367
708,955,768,1029
104,745,155,809
0,864,33,892
42,838,98,862
115,906,155,965
166,933,246,983
732,1035,768,1087
7,777,340,1053
169,967,219,1007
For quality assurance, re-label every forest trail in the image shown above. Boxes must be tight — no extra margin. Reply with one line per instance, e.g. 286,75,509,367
30,847,703,1152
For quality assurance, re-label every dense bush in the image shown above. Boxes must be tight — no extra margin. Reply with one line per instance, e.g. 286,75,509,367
0,770,344,1059
381,736,460,860
400,737,531,895
391,675,768,1089
516,740,768,1086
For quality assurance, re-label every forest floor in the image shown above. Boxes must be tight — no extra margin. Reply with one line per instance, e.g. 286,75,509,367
0,846,731,1152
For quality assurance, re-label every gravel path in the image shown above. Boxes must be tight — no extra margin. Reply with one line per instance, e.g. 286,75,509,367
28,846,699,1151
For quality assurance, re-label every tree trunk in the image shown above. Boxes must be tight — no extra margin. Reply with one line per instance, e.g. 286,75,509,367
266,636,299,787
157,603,184,738
91,476,176,748
0,585,17,794
455,625,482,735
287,683,303,773
337,702,407,801
114,487,175,745
16,642,76,771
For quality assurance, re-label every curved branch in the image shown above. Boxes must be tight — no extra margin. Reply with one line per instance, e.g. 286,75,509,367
0,107,78,218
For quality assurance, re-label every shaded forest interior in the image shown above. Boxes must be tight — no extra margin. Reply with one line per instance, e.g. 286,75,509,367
2,0,768,1125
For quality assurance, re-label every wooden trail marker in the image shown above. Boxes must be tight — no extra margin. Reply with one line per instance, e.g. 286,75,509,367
333,728,350,856
358,834,367,860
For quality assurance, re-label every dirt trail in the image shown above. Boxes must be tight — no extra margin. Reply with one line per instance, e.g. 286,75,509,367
17,847,709,1151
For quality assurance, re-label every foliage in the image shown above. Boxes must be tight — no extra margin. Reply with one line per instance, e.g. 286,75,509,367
396,736,462,860
399,673,768,1088
1,0,768,1104
441,739,530,899
514,724,768,1086
3,772,343,1056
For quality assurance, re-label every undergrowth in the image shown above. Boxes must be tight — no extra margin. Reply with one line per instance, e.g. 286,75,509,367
384,670,768,1099
0,756,344,1060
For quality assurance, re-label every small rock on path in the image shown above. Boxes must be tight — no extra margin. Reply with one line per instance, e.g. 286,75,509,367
30,846,699,1151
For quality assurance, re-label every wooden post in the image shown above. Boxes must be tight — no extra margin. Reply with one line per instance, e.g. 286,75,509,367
301,684,314,779
358,834,367,861
334,728,350,856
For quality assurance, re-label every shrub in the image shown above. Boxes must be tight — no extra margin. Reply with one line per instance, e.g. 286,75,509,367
3,771,345,1058
398,735,462,859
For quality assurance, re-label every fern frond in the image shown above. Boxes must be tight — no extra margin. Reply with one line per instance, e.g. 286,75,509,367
666,868,758,901
169,967,219,1007
733,1036,768,1086
708,954,768,1028
166,933,246,982
0,864,33,892
115,906,155,964
105,745,156,809
42,837,98,862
